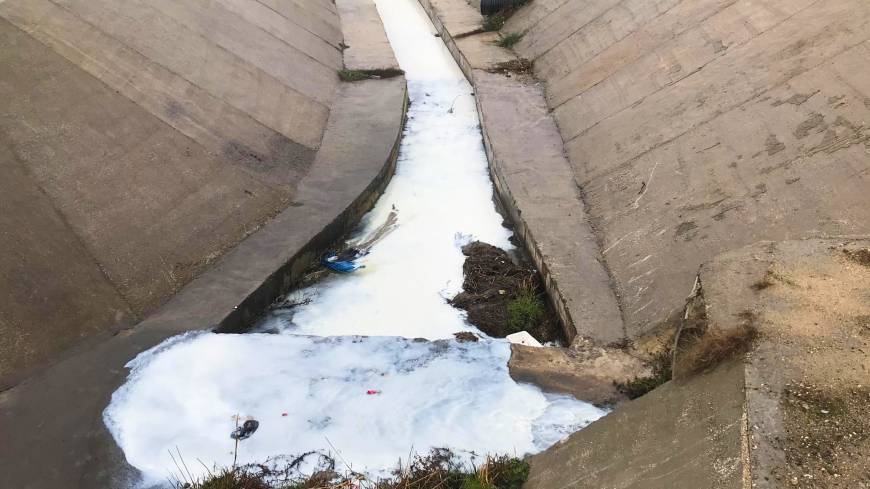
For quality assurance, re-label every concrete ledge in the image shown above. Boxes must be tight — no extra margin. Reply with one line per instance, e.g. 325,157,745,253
508,343,648,405
422,0,483,38
418,0,625,345
526,359,747,489
336,0,401,73
525,237,870,489
0,77,408,488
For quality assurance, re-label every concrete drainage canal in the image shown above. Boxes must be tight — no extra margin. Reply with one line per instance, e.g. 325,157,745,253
103,0,607,486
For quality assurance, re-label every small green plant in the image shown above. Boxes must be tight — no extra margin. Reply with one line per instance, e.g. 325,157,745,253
506,285,544,333
338,69,371,82
615,351,672,399
496,32,523,49
483,13,506,32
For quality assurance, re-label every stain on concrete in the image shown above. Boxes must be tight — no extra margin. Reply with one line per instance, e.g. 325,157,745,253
675,221,698,240
223,135,316,183
165,100,185,119
765,133,786,155
750,183,768,199
794,112,827,139
827,94,847,108
805,116,869,156
712,202,742,221
679,197,728,212
772,90,819,107
709,39,728,54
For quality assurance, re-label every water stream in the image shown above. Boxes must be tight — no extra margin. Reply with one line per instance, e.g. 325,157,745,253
103,0,606,485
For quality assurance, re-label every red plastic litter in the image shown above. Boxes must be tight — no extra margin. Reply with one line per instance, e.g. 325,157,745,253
366,389,380,395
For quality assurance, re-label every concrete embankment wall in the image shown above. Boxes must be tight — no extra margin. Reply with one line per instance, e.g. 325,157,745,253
0,0,344,382
505,0,870,338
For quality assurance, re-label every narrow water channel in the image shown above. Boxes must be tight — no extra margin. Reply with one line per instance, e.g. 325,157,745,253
103,0,605,486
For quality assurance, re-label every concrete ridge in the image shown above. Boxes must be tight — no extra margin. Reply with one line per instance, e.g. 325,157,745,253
416,0,626,345
336,0,401,73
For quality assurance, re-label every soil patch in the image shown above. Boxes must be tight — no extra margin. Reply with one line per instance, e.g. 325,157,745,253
486,59,533,76
780,383,870,487
450,242,563,344
843,247,870,267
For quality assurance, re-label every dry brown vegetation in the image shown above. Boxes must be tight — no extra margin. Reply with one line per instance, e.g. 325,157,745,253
450,242,562,343
182,450,530,489
842,247,870,267
675,322,757,378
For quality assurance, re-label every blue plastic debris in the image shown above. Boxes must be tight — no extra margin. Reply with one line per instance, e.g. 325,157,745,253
321,250,364,273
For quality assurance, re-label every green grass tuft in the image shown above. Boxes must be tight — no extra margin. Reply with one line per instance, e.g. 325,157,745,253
338,69,372,82
614,351,672,399
506,286,544,333
496,33,523,49
482,13,506,32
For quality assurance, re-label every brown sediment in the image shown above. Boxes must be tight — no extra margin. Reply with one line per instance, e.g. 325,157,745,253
450,242,563,343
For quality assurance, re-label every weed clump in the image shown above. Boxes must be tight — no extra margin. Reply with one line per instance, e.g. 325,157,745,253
676,323,757,377
615,351,672,399
483,13,505,32
496,33,523,49
506,285,544,333
486,59,533,75
180,449,530,489
338,69,372,82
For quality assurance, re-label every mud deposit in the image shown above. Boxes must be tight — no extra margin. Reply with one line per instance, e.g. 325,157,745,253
450,242,563,344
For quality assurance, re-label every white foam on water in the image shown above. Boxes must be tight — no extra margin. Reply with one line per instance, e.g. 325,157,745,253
104,0,607,486
104,334,605,486
258,0,510,340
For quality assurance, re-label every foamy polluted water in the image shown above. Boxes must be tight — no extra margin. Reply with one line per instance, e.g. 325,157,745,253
103,0,606,486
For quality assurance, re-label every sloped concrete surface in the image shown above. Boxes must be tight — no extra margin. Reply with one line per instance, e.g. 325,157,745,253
417,0,625,344
504,0,870,338
526,359,747,489
0,76,408,489
337,0,400,72
0,0,344,382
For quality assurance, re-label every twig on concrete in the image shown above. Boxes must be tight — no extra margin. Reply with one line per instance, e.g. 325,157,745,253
631,159,660,209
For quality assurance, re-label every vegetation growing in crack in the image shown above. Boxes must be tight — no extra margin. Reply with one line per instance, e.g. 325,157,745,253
338,69,373,82
674,311,757,379
614,350,672,400
483,13,506,32
496,33,523,49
